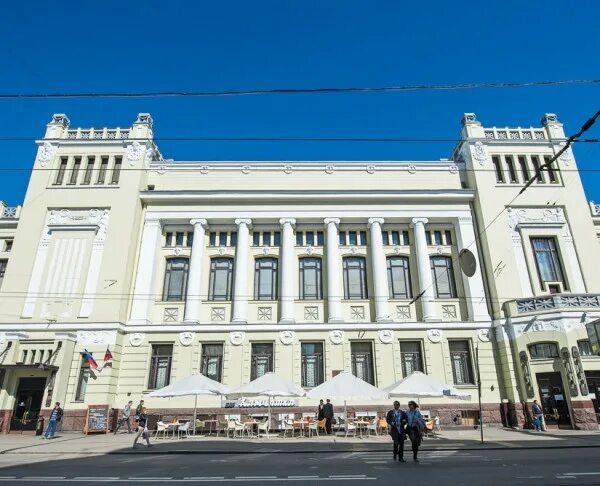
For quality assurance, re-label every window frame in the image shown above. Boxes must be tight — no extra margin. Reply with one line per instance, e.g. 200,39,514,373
492,155,505,183
82,156,95,185
148,344,173,390
387,256,412,299
350,341,375,385
162,257,190,301
505,155,518,183
254,257,279,301
96,157,109,184
200,343,224,382
578,339,593,357
430,255,457,299
301,342,325,388
208,257,234,301
343,256,368,300
54,157,68,185
75,357,92,401
528,342,560,360
299,257,323,300
530,237,566,289
67,157,81,185
0,259,7,289
110,156,122,185
399,340,424,377
448,340,474,385
250,342,274,380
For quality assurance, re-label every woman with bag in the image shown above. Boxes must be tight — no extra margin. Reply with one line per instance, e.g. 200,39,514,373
133,407,151,448
405,401,425,463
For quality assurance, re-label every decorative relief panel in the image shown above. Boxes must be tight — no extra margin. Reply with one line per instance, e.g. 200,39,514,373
350,306,365,320
129,333,145,347
329,330,344,345
279,330,295,345
211,307,225,321
427,329,442,343
471,141,488,165
36,142,56,167
442,305,457,319
396,305,411,320
378,330,394,344
304,306,318,320
126,141,144,164
257,307,273,321
164,308,179,322
477,328,491,342
229,331,245,346
77,330,117,346
179,332,195,346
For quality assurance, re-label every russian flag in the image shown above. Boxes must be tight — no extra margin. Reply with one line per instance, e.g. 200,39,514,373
82,350,98,369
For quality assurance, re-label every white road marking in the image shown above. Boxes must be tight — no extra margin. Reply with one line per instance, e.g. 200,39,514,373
564,472,600,476
0,477,378,483
184,478,225,480
235,477,277,480
556,476,576,480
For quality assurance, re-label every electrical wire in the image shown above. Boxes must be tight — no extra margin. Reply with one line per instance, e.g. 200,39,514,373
0,78,598,99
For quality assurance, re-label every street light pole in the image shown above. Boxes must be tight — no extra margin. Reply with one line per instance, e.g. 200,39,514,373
476,345,484,444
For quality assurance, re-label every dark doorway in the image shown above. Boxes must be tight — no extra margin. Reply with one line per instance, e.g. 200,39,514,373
585,371,600,424
10,377,46,432
536,372,571,428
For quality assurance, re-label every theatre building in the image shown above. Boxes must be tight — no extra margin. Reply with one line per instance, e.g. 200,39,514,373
0,112,598,433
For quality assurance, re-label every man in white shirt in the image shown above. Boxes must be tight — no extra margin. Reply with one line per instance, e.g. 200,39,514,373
114,400,134,434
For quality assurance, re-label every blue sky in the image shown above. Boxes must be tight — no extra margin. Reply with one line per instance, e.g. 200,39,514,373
0,0,598,205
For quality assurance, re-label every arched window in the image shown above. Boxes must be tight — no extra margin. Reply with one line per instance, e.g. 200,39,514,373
430,256,457,299
208,257,234,301
299,257,322,300
387,256,412,299
529,342,559,360
162,257,189,301
254,257,278,300
343,256,368,300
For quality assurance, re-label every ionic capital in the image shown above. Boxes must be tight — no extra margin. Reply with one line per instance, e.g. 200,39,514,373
367,217,385,227
190,218,208,229
279,218,297,228
410,217,429,228
324,217,341,228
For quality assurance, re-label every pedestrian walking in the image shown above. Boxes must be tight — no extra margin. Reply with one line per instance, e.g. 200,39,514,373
386,400,408,462
406,401,425,463
133,407,151,448
135,400,144,416
317,399,325,421
43,402,63,440
323,399,334,434
115,400,134,434
532,400,544,432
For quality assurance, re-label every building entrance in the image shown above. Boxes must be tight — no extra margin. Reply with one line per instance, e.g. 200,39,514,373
10,377,47,432
585,371,600,424
536,372,571,428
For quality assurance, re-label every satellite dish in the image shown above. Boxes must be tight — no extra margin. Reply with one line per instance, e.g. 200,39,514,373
459,249,477,277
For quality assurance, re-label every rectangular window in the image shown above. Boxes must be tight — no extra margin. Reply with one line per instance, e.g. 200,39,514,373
387,256,412,299
0,259,7,289
444,231,452,245
162,258,189,301
343,257,368,299
348,231,357,246
300,258,322,300
186,232,193,247
148,344,173,389
425,232,432,246
531,237,566,288
253,232,260,246
82,157,95,185
96,157,109,184
200,344,224,382
359,231,367,245
382,231,389,246
263,232,273,246
518,156,530,181
218,232,227,246
165,232,173,247
529,342,559,359
110,157,122,184
274,231,281,246
505,156,518,183
449,340,474,385
296,231,304,246
4,240,13,252
339,231,346,245
578,340,593,357
402,231,410,246
209,232,217,246
230,232,237,247
431,256,457,298
492,155,505,183
531,156,545,183
316,231,324,246
54,157,68,185
208,258,234,300
391,231,400,246
175,232,185,246
251,343,273,380
433,230,443,245
544,155,559,183
75,358,92,401
301,342,324,387
351,342,375,385
68,157,81,185
400,341,424,376
306,232,314,246
254,258,278,300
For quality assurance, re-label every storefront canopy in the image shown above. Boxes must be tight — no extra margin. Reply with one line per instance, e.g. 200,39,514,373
383,371,471,400
306,371,388,401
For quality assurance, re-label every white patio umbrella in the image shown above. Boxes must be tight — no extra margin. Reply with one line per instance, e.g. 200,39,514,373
150,373,231,432
306,371,388,419
383,371,471,402
228,372,306,426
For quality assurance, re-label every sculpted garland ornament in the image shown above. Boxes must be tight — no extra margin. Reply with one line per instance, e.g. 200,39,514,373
126,141,144,164
471,141,488,164
37,142,55,167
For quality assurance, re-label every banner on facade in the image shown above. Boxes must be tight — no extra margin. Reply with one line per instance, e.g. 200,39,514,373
222,398,299,408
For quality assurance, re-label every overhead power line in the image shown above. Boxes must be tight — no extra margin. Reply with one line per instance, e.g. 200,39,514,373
0,79,598,99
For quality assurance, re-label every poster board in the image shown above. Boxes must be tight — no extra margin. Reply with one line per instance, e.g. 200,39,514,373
84,404,109,434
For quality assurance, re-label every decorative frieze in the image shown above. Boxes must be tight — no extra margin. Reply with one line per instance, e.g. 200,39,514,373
77,331,117,346
516,294,600,314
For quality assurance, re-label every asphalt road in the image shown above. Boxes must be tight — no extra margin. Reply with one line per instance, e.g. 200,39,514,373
1,446,600,485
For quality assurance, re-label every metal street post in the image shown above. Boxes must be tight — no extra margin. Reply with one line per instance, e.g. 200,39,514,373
475,345,484,444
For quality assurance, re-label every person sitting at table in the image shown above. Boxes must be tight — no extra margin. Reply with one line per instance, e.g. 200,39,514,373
317,399,325,421
386,400,408,462
323,399,334,434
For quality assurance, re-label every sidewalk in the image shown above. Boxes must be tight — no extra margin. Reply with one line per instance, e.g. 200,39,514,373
2,428,600,455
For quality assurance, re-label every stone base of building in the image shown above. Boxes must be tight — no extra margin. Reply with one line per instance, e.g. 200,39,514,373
571,401,599,431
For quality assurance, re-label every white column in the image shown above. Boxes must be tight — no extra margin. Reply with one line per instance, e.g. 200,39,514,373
129,219,162,324
279,218,296,324
324,218,343,323
410,218,439,322
455,217,491,321
368,218,391,322
184,218,208,323
232,218,252,323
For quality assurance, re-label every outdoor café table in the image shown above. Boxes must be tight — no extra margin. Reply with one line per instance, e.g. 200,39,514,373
354,421,369,438
244,421,258,438
293,420,309,437
167,422,179,439
203,419,219,435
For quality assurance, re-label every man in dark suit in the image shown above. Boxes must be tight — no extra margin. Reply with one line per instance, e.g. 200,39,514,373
386,400,408,462
317,399,325,421
323,399,334,434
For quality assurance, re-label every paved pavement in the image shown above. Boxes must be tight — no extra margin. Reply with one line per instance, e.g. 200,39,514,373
2,444,600,484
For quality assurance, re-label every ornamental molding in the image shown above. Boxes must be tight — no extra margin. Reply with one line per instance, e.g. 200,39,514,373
129,332,145,347
230,331,245,346
200,165,209,174
77,330,117,346
366,165,376,174
471,141,488,165
145,148,157,168
241,165,251,174
407,165,417,174
43,208,110,244
36,142,56,167
325,165,335,174
378,329,394,344
126,141,145,164
557,142,573,165
477,328,491,342
329,330,344,345
284,165,293,174
507,207,567,240
427,329,442,343
279,330,295,345
179,331,195,346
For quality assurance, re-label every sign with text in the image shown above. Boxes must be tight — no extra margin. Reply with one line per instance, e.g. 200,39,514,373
222,398,299,408
84,404,109,434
